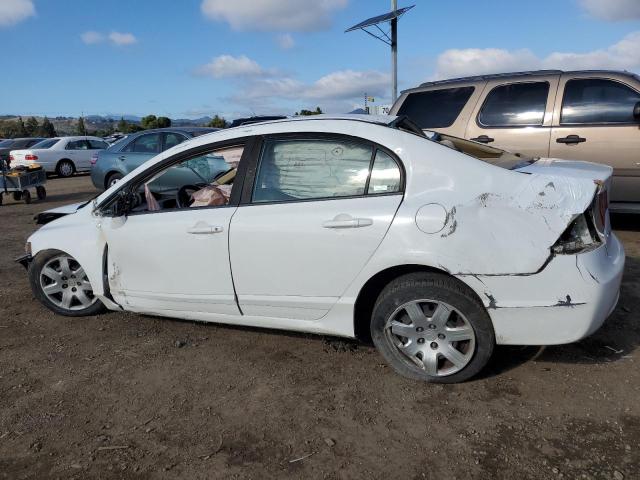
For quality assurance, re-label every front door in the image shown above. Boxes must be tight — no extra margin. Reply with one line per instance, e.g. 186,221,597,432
465,76,558,158
230,135,404,320
549,76,640,203
100,143,248,315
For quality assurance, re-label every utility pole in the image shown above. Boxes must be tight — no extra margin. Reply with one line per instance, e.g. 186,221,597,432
391,0,398,103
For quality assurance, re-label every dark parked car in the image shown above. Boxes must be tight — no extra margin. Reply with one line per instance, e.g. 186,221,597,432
90,127,218,189
0,137,45,167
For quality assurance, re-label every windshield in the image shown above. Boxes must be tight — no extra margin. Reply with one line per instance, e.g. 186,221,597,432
0,140,15,147
31,138,59,149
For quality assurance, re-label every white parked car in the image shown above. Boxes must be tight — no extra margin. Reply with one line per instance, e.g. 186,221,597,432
17,115,624,383
10,136,109,177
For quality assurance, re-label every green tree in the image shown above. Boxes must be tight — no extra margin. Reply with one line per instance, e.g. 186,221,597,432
25,116,39,136
295,107,323,116
38,117,57,137
117,117,128,133
141,115,158,129
207,115,227,128
76,116,87,136
156,116,171,128
15,117,28,137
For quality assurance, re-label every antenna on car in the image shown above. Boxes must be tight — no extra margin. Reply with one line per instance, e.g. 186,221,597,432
345,1,414,103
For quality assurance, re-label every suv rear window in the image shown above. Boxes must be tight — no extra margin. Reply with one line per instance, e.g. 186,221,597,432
397,87,475,129
560,78,640,124
478,82,549,127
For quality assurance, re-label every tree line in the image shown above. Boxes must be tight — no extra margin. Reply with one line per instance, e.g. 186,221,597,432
0,116,57,139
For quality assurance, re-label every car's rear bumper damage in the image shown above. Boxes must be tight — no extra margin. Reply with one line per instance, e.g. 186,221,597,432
460,233,625,345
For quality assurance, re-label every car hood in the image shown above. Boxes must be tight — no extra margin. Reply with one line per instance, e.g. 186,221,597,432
35,202,85,225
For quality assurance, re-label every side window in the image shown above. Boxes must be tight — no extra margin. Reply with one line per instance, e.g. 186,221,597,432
252,139,372,203
397,87,475,129
89,140,108,149
560,78,640,124
65,140,80,150
163,132,188,151
368,150,401,194
478,82,549,127
124,133,161,154
142,145,244,212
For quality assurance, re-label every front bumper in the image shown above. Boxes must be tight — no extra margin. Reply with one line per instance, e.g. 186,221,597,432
460,233,625,345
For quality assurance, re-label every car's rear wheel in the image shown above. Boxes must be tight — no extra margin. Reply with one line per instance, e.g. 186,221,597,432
29,250,105,317
371,272,494,383
56,160,75,178
105,172,123,188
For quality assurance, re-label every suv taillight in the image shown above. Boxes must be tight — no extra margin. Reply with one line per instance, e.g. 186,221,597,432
25,154,38,161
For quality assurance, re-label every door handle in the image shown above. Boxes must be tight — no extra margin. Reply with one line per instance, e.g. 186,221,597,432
470,135,494,144
118,155,126,161
322,214,373,229
187,225,224,234
556,135,586,144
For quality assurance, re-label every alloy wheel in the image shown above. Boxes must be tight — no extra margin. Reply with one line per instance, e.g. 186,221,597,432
39,255,96,311
385,299,476,377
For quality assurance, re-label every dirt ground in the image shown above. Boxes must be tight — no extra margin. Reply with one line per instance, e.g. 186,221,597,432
0,175,638,480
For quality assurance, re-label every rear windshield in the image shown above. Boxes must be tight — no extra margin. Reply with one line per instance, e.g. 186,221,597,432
31,139,60,149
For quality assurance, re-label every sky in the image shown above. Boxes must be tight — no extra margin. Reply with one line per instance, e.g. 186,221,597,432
0,0,639,119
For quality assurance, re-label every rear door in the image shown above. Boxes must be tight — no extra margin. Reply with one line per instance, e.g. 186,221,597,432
549,74,640,203
229,134,403,320
465,75,559,157
118,132,162,174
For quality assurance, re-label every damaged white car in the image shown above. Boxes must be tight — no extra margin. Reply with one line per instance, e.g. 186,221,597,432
18,115,624,383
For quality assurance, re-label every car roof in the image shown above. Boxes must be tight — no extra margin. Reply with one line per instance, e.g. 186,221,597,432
227,114,400,129
411,69,636,90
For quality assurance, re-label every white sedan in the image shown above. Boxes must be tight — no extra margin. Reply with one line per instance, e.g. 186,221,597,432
11,136,109,177
17,115,624,383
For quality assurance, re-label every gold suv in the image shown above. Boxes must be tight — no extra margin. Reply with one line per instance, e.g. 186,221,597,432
390,70,640,212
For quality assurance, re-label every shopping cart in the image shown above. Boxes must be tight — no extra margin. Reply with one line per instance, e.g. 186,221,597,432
0,161,47,205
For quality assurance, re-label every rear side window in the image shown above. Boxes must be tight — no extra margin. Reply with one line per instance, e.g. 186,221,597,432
368,150,401,194
252,139,373,203
560,78,640,124
66,140,89,150
89,140,108,149
397,87,474,129
124,133,161,154
478,82,549,127
163,132,188,151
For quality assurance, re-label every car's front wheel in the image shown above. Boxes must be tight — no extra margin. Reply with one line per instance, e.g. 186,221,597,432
29,250,105,316
371,272,494,383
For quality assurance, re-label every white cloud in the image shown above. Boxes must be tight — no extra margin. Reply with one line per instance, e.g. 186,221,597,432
276,33,295,49
81,31,105,45
434,31,640,79
195,54,266,78
108,31,137,46
0,0,35,27
201,0,348,32
579,0,640,21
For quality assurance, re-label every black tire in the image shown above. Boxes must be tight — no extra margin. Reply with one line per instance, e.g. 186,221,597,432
12,191,22,201
371,272,495,384
28,249,106,317
36,185,46,200
105,172,123,189
22,190,31,204
56,160,75,178
0,193,3,206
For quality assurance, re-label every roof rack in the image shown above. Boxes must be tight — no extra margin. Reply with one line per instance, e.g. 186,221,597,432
418,70,564,88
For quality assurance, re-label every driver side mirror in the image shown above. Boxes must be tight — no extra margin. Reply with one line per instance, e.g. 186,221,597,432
634,101,640,121
111,189,133,217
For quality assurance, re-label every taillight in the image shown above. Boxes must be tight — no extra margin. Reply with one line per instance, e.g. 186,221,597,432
25,154,38,161
8,155,14,161
593,184,608,237
552,213,601,255
90,153,98,166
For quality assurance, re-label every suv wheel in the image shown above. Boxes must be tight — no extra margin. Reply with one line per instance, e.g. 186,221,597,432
371,272,494,383
29,250,105,317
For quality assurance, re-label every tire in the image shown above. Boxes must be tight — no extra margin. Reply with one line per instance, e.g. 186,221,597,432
56,160,75,178
22,190,31,204
36,186,46,200
371,272,495,384
12,191,22,201
28,250,105,317
105,172,123,189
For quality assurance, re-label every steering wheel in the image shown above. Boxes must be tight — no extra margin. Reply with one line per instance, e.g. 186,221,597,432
177,184,207,208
